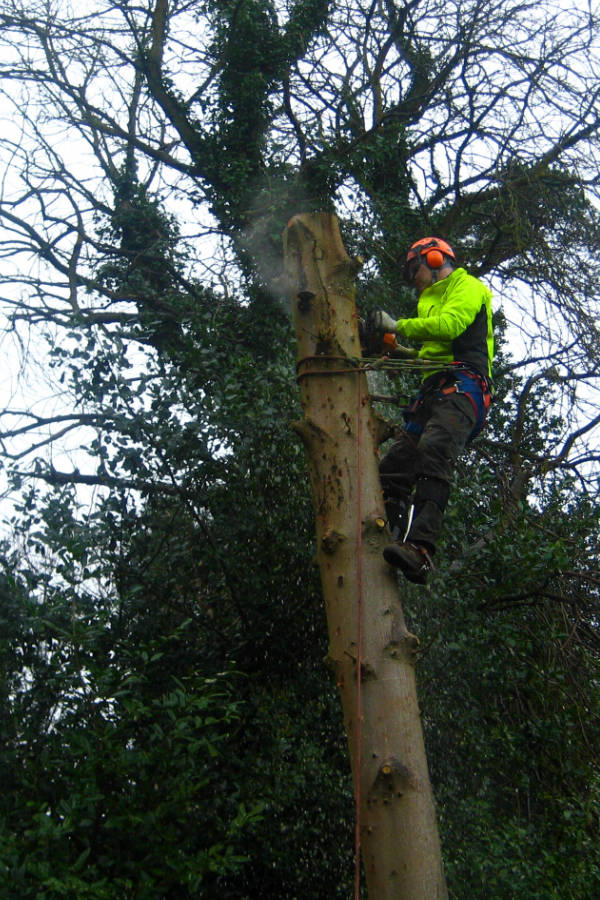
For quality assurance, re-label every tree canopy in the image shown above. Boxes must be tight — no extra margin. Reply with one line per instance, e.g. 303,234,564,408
1,0,599,896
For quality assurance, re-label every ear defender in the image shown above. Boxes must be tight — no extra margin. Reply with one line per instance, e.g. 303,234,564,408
424,248,445,268
404,237,456,282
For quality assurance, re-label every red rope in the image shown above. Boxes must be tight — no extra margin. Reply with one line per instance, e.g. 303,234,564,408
354,371,364,900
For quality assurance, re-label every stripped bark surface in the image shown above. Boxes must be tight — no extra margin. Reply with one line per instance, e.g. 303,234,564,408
283,212,448,899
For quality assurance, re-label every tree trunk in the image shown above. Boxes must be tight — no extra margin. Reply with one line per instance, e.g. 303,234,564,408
283,213,448,899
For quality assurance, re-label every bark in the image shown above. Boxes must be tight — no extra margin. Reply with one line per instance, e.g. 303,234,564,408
283,213,448,899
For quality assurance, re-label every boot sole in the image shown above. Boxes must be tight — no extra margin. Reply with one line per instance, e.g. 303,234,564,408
383,543,430,584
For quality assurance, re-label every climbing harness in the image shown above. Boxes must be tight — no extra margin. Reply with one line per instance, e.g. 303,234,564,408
404,363,493,441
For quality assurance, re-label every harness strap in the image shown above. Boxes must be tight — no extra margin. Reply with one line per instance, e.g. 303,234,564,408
407,365,492,442
449,363,494,402
441,383,480,420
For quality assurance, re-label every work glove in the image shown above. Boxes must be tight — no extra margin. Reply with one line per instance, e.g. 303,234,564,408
370,310,398,333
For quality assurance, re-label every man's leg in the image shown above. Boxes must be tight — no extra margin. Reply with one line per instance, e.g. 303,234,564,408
409,391,476,548
379,430,419,541
384,392,476,582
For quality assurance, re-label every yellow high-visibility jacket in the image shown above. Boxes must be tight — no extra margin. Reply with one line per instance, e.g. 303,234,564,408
395,267,494,379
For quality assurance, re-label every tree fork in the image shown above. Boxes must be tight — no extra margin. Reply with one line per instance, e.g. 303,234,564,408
283,213,448,899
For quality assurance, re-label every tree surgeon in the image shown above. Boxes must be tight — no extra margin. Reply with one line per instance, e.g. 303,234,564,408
372,237,495,584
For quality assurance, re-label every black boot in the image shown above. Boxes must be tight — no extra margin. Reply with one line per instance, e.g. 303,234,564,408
383,477,448,584
383,541,435,584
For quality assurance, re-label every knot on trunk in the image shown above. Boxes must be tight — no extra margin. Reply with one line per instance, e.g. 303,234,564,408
368,758,418,806
321,528,345,554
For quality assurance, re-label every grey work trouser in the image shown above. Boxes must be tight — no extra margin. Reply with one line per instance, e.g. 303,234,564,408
379,384,477,551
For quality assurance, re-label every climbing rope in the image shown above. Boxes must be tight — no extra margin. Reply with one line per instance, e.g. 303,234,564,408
296,354,443,381
354,364,364,900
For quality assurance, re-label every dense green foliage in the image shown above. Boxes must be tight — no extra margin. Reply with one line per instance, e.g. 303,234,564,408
1,0,600,896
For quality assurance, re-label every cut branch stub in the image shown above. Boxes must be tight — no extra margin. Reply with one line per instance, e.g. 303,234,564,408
284,213,363,364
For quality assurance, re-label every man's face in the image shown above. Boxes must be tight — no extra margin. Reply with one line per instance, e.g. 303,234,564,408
408,257,434,294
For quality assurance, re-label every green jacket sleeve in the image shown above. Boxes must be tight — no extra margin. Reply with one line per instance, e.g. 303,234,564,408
395,275,485,341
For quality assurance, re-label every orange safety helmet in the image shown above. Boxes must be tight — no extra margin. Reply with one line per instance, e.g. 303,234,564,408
404,237,456,281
